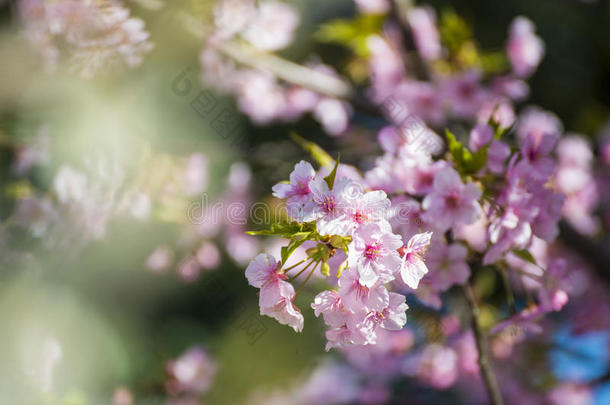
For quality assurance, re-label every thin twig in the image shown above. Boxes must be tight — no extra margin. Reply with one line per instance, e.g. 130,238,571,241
463,284,505,405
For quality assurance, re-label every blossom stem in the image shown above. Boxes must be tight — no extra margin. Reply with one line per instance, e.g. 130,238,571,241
294,261,320,297
282,259,308,273
288,259,315,282
463,284,505,405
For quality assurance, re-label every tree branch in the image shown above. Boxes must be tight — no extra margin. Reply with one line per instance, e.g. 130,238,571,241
463,284,505,405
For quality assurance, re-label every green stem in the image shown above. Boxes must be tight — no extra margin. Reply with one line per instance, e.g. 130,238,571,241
288,260,315,282
294,261,320,296
282,259,307,273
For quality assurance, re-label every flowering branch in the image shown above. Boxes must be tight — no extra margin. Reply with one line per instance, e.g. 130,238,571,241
218,41,354,99
463,282,505,405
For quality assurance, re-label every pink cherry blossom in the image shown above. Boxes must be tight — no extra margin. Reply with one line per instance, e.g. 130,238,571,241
515,133,558,183
389,196,428,240
424,240,471,291
306,176,354,236
272,160,316,221
415,344,459,389
312,290,349,328
399,231,433,289
324,312,372,351
260,292,304,333
443,71,487,119
487,140,511,174
313,98,352,136
368,34,406,102
422,167,482,231
355,0,389,14
245,253,304,332
243,1,299,51
338,267,390,312
398,81,445,125
347,222,403,287
516,106,563,142
165,346,217,395
370,292,409,331
477,98,516,129
469,123,493,151
507,17,544,78
406,7,442,61
344,189,391,232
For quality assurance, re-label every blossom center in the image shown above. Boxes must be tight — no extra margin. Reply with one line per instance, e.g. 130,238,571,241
446,193,461,208
354,281,369,300
364,243,382,260
322,196,336,212
294,181,310,196
353,210,367,224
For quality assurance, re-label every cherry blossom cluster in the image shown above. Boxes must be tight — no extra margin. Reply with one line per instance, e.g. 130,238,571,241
245,159,433,349
363,6,543,129
200,0,352,135
19,0,153,77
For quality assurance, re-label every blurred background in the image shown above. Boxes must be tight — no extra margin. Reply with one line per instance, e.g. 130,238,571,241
0,0,609,404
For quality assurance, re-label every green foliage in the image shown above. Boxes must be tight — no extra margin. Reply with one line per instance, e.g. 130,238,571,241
246,221,315,238
290,132,333,168
512,249,538,266
323,154,340,189
445,129,488,175
440,9,473,55
315,14,385,57
479,51,509,74
439,9,508,75
281,232,311,265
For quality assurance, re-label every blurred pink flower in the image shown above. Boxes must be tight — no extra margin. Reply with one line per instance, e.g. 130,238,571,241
407,7,442,61
166,346,217,395
507,17,545,78
422,167,482,231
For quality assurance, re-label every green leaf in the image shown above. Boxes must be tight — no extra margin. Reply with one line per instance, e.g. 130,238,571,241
445,129,488,174
512,249,538,266
439,9,472,54
323,154,340,189
315,14,385,57
446,129,470,168
290,132,333,167
468,146,488,173
479,51,509,74
247,221,314,238
281,233,310,265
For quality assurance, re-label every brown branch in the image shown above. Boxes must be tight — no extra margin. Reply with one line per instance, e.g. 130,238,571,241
463,284,505,405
